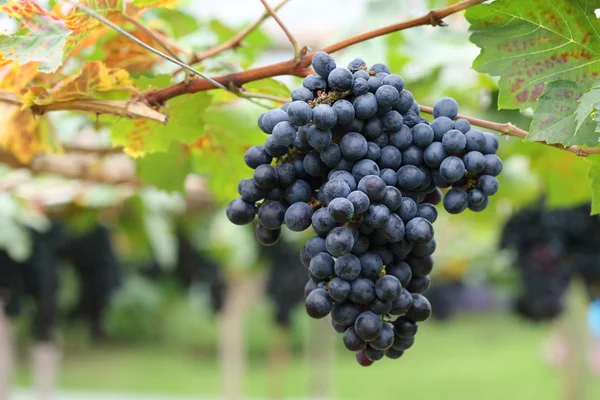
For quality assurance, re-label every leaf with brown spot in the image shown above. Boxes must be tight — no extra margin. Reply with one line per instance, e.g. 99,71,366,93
0,60,40,93
101,27,162,73
65,0,125,31
528,80,598,146
21,61,134,107
466,0,600,110
0,0,71,72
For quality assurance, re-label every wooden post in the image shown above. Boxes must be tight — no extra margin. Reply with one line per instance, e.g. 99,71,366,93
305,317,334,400
32,342,60,400
218,274,263,400
0,301,13,400
558,280,592,400
267,324,291,400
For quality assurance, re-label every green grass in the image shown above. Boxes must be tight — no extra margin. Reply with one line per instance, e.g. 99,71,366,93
15,313,600,399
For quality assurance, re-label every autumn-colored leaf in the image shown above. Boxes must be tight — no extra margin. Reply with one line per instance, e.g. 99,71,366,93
0,103,61,163
101,28,161,73
21,61,134,107
466,0,600,110
130,0,179,10
0,0,71,72
65,0,125,31
0,60,39,92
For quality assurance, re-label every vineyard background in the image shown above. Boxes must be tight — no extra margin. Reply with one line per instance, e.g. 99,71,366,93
0,0,600,399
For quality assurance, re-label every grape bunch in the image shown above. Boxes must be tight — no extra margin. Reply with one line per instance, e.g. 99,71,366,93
226,51,503,366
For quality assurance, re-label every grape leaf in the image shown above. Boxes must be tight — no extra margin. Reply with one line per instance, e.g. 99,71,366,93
101,27,163,73
588,155,600,214
0,60,39,92
65,0,124,31
22,61,133,107
0,104,61,163
136,142,190,192
575,80,600,132
466,0,600,110
527,80,598,146
110,75,212,157
148,8,199,38
190,103,266,202
0,0,71,72
130,0,179,9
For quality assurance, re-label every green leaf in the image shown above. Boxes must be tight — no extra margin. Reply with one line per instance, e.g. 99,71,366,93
244,79,290,98
149,8,200,38
109,75,212,156
466,0,600,110
136,143,190,192
588,155,600,214
208,19,271,68
576,80,600,128
190,102,266,202
0,1,72,72
527,80,598,146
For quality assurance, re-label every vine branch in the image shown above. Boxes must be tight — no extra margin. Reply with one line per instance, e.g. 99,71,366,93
259,0,304,61
146,0,484,105
187,0,291,65
419,106,600,157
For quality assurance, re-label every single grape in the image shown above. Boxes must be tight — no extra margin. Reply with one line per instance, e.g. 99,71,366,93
307,125,332,151
393,89,414,114
369,323,395,351
423,142,447,168
353,93,379,120
477,175,499,196
344,327,366,351
382,74,404,92
264,136,289,157
329,170,358,191
328,277,351,302
369,63,391,74
406,275,431,294
381,186,403,212
284,202,314,231
385,348,405,359
260,109,288,134
356,350,374,367
383,214,406,242
271,121,297,146
349,277,376,305
291,87,314,102
347,190,370,214
326,227,355,257
390,288,413,315
381,110,404,132
306,236,327,258
333,254,361,281
303,150,329,177
320,143,342,168
465,129,486,152
312,51,336,79
257,200,286,230
483,154,503,176
244,146,272,169
255,224,281,246
397,165,422,190
416,203,438,224
348,58,367,73
328,67,354,91
468,195,489,212
430,116,454,141
463,151,486,173
454,118,471,134
442,130,467,155
254,165,279,190
370,298,393,314
305,288,333,319
364,204,391,229
482,132,499,154
354,311,383,341
312,104,338,129
443,187,468,214
407,254,434,277
352,77,369,96
405,217,434,245
397,197,418,223
226,198,256,225
367,77,382,93
340,132,368,160
309,252,334,281
389,125,412,150
386,262,412,287
405,294,432,322
328,198,355,223
284,180,312,204
332,99,355,125
332,302,362,326
411,123,434,149
375,275,402,302
378,145,403,170
321,179,351,205
359,252,384,280
352,159,380,182
391,336,415,351
364,142,381,162
393,316,418,338
375,85,399,107
286,101,313,126
303,74,327,91
401,145,424,166
439,156,466,183
433,97,459,119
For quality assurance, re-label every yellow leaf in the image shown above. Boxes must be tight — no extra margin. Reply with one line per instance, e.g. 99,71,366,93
65,0,124,31
21,61,134,107
0,60,39,93
0,104,62,164
101,28,162,73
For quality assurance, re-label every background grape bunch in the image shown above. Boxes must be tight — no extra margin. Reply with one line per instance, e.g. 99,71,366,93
226,51,503,366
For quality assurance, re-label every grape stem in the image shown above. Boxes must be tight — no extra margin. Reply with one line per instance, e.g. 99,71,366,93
258,0,306,63
145,0,486,105
418,106,600,157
